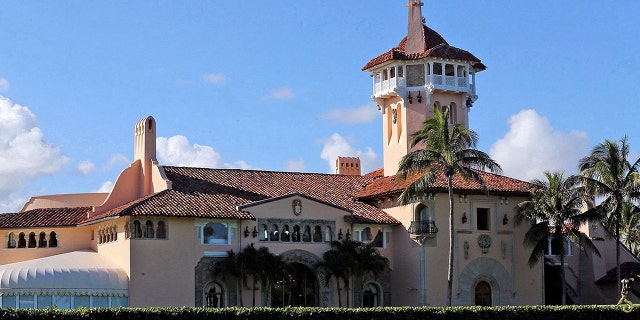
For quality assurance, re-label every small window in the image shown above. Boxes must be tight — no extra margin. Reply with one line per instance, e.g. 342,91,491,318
281,225,290,242
270,224,280,241
144,221,155,239
292,225,301,242
203,222,228,244
38,232,47,248
313,226,322,242
7,232,16,248
133,220,142,238
28,232,37,248
157,221,167,239
124,222,130,239
477,208,490,231
18,232,26,248
324,226,332,242
205,282,224,308
261,224,268,241
49,232,58,247
302,225,311,242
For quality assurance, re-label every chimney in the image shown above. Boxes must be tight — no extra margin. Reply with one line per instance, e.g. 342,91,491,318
134,116,156,195
405,0,426,53
335,157,361,176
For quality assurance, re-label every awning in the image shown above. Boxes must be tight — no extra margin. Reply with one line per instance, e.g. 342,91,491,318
0,250,128,296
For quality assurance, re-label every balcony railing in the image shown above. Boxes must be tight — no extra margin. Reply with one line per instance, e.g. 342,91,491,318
408,220,438,237
373,75,470,97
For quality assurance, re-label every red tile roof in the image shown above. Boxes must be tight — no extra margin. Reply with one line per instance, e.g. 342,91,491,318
355,168,532,199
0,207,90,228
87,167,401,225
362,25,486,71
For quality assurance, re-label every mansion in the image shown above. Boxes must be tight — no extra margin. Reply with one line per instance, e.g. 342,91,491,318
0,1,637,309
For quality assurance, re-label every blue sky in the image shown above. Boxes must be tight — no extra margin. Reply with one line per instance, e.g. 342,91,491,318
1,1,639,212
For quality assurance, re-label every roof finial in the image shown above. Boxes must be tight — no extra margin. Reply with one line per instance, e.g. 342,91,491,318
406,0,426,53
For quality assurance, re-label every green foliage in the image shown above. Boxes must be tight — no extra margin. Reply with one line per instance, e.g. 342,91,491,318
1,305,640,320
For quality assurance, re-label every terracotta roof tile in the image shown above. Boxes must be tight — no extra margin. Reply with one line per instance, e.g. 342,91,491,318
362,25,486,71
88,167,400,225
355,168,532,199
0,207,90,228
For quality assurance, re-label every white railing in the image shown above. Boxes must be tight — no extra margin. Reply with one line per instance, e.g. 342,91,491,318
372,75,470,96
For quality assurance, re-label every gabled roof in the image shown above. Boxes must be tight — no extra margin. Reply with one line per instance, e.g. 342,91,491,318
362,25,486,71
0,207,90,229
88,166,400,225
355,168,532,199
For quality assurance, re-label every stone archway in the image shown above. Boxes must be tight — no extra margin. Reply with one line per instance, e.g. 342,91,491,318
277,249,332,307
454,257,513,305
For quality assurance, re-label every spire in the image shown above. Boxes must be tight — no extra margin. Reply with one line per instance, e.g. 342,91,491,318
406,0,426,53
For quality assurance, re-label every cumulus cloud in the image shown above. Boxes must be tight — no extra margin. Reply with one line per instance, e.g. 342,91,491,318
106,153,130,169
489,109,589,181
264,87,295,100
77,160,95,175
319,103,379,124
0,77,9,92
156,135,253,169
202,73,226,85
283,159,307,172
0,96,68,212
95,181,114,193
319,133,379,174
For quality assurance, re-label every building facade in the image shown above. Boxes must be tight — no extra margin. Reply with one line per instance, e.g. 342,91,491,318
0,0,636,309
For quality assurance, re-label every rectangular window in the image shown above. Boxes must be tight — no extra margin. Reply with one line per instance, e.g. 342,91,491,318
54,295,71,309
406,64,425,87
2,296,16,308
111,296,128,307
92,296,109,308
74,296,90,308
37,295,53,309
477,208,490,230
19,295,34,309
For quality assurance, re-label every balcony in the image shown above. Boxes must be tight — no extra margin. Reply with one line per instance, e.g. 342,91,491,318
408,220,438,238
372,75,470,98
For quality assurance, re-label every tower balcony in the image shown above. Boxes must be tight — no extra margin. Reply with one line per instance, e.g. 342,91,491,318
407,220,438,238
372,74,471,99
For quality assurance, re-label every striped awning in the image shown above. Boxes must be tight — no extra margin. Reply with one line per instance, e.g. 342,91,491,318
0,250,128,296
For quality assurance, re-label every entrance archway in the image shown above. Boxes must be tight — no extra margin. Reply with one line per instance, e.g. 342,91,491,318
271,263,318,307
474,281,491,306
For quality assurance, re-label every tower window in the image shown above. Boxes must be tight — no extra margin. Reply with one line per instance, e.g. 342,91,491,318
477,208,490,231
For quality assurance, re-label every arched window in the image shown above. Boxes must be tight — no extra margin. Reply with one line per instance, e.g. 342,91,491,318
313,226,322,242
28,232,36,248
204,282,224,308
112,226,118,241
124,222,130,239
7,232,16,248
49,232,58,247
416,205,431,222
38,232,47,248
144,220,155,238
302,225,311,242
157,221,167,239
292,225,301,242
281,225,290,242
324,226,332,242
449,103,457,125
261,224,268,241
362,282,381,307
18,232,26,248
203,222,228,244
133,220,142,238
475,281,492,306
270,224,279,241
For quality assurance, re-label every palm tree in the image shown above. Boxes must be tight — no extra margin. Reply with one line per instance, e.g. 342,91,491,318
211,249,243,306
514,171,600,305
578,137,640,293
256,246,288,306
397,106,502,305
238,243,261,306
620,200,640,257
317,247,351,307
352,243,389,307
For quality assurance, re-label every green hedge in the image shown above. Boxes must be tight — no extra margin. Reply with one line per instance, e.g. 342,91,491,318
0,305,638,320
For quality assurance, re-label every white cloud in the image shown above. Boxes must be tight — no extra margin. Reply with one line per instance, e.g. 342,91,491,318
319,103,379,124
0,77,9,92
95,181,114,193
156,135,254,170
489,109,589,181
264,87,295,100
107,153,130,169
284,159,307,172
202,73,226,85
77,160,95,175
319,133,379,174
0,95,68,212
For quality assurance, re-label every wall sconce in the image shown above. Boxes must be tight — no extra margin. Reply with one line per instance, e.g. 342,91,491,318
252,226,258,238
346,229,351,240
462,212,468,224
503,214,509,225
244,226,250,238
407,92,413,104
459,194,469,203
338,228,344,240
417,91,422,103
500,196,510,205
466,96,473,108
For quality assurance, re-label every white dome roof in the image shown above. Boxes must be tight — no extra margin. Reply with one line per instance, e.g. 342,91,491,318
0,250,128,296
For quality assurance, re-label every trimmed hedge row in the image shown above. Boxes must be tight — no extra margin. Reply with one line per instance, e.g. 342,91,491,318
0,305,638,320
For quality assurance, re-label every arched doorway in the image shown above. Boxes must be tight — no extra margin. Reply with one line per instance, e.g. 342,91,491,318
475,281,491,306
362,282,382,307
204,282,225,308
271,263,318,307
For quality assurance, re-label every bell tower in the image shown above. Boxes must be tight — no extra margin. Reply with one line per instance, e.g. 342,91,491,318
363,0,486,177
